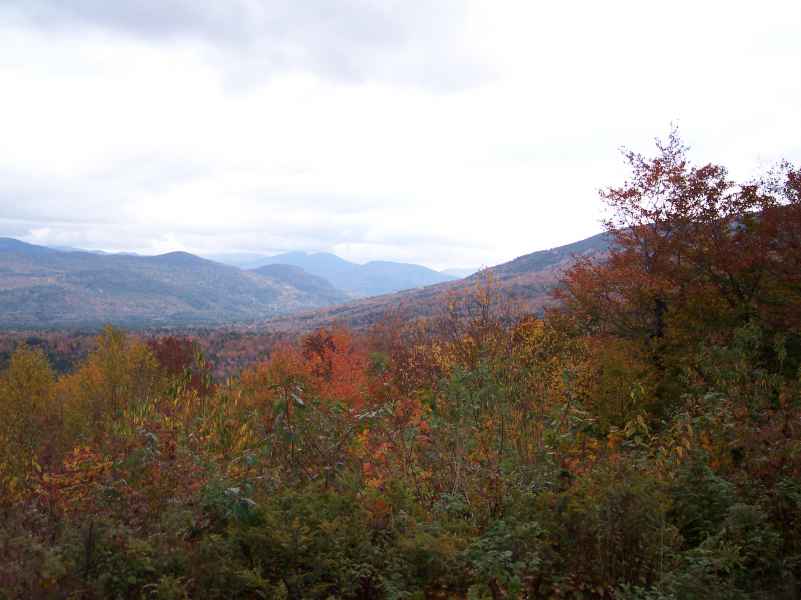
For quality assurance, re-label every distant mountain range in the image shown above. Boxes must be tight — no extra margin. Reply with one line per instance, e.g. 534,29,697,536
46,245,140,256
259,232,613,332
0,233,611,328
207,251,456,298
0,239,345,327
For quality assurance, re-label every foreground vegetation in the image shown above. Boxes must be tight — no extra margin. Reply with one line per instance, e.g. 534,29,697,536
1,135,800,598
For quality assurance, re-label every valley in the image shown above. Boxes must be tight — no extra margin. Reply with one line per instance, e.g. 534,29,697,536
0,233,610,329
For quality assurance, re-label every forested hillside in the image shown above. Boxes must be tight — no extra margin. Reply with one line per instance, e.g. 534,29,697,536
0,243,348,327
1,136,800,598
259,231,611,333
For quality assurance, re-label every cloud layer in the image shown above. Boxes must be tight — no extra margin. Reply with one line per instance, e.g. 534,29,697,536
1,1,800,269
3,0,486,89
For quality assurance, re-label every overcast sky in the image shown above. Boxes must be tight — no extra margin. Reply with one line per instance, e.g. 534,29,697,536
1,1,800,270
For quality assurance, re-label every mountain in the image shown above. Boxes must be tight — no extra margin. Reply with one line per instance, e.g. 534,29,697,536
202,252,277,269
249,264,347,305
255,252,456,297
0,239,346,327
488,232,612,278
0,232,612,329
207,251,456,297
259,232,613,332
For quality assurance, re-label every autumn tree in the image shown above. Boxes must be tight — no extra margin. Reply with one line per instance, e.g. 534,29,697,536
0,345,56,502
148,335,214,397
55,326,161,437
557,130,801,408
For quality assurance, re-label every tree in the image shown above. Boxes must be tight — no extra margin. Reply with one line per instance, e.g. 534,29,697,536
0,345,56,502
557,130,801,380
55,326,160,437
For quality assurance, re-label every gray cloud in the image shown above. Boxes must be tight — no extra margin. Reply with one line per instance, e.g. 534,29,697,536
2,0,489,89
0,161,489,265
8,1,410,43
0,158,208,225
1,1,799,270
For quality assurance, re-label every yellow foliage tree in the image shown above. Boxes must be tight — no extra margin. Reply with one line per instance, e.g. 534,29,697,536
0,345,56,502
55,326,161,440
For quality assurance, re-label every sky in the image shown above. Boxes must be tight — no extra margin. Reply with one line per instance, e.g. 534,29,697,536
1,1,800,270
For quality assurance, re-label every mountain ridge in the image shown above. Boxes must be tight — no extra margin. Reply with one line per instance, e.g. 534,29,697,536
208,250,456,297
0,232,612,329
255,231,613,332
0,239,343,327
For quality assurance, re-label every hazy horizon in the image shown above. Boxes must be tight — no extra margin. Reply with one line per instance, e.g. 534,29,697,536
18,233,601,272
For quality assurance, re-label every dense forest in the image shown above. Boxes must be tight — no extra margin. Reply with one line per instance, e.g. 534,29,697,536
2,135,800,598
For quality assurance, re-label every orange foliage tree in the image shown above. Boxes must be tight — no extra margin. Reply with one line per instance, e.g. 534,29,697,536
557,130,801,411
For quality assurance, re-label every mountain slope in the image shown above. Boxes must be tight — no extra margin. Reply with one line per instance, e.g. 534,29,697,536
260,232,612,332
0,232,612,329
0,239,344,327
249,264,347,305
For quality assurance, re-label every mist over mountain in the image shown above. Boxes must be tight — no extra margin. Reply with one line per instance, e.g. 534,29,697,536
202,253,277,270
211,251,456,297
441,267,479,278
